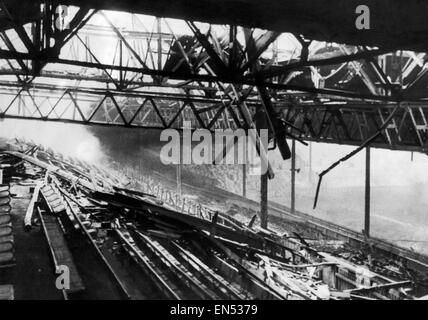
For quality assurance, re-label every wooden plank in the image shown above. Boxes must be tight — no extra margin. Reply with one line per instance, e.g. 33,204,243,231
115,228,181,300
24,182,43,230
345,280,412,294
38,208,85,294
40,185,66,214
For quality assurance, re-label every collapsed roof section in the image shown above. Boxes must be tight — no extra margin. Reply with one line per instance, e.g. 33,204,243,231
0,2,427,155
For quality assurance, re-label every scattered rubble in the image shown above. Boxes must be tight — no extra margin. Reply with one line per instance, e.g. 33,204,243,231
0,139,427,300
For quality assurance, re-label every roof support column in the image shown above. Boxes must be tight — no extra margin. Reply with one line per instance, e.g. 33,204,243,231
260,169,268,229
256,108,269,228
242,163,247,198
291,139,296,215
364,146,371,237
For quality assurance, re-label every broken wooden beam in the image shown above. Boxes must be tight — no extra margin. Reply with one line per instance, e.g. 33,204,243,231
4,151,97,192
37,207,85,294
345,280,412,294
24,182,42,231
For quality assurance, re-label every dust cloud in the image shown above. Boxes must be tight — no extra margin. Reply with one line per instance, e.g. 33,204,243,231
0,119,106,164
1,119,427,253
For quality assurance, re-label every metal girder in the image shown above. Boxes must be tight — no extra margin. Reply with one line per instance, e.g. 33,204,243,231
40,7,95,74
0,80,428,153
284,103,428,153
243,27,291,160
186,21,231,79
0,81,240,130
313,104,401,208
0,49,407,101
241,30,280,73
0,9,425,101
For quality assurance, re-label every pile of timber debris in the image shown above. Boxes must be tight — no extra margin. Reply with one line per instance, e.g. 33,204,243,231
0,138,426,300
